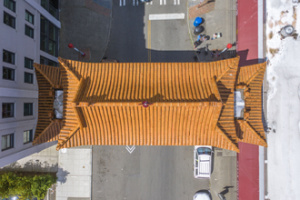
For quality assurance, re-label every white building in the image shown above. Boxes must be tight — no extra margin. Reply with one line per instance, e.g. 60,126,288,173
0,0,60,168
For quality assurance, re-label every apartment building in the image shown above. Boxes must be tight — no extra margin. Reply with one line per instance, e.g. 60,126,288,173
0,0,60,167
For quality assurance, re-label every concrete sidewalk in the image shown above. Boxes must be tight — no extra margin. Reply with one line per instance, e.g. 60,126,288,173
56,147,92,200
187,0,237,61
59,0,112,62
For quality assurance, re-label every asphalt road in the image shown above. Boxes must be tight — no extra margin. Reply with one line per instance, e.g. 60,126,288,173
92,146,210,200
104,0,197,62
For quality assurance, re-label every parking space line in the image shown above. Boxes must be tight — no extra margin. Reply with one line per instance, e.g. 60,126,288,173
149,13,185,20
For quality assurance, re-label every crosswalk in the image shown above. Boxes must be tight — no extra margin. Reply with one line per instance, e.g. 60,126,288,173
119,0,181,6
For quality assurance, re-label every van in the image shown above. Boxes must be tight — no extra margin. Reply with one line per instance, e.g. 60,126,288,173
194,146,212,179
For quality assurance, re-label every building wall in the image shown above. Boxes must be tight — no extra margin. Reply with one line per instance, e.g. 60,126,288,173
0,0,60,168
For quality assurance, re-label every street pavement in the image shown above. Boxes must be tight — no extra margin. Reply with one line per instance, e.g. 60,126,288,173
92,146,210,200
56,0,239,200
59,0,112,62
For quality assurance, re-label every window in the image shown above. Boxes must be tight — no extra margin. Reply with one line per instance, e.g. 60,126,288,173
4,0,16,12
40,56,58,67
3,50,15,64
2,103,14,118
25,10,34,24
1,133,14,151
3,67,15,81
25,25,34,38
24,57,33,69
23,130,33,144
24,103,33,116
40,16,59,57
41,0,59,19
3,12,15,28
24,72,33,83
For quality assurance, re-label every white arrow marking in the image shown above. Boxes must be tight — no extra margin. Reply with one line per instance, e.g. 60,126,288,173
126,145,136,154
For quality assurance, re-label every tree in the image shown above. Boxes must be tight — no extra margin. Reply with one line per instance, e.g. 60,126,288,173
0,172,56,200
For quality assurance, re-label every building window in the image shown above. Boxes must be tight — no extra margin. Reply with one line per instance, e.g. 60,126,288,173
25,25,34,38
1,133,14,151
3,50,15,64
2,103,14,118
41,0,59,19
24,103,33,116
3,0,16,12
24,57,33,69
40,56,58,67
23,130,33,144
3,12,15,28
25,10,34,24
24,72,33,84
3,67,15,81
40,16,59,57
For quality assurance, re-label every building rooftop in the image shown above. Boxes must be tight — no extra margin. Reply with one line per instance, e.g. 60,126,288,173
33,57,267,152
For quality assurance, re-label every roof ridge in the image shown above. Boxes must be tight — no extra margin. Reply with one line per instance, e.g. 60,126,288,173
216,126,240,152
245,62,267,85
59,57,80,83
216,56,240,81
56,125,80,150
237,120,267,147
34,64,57,87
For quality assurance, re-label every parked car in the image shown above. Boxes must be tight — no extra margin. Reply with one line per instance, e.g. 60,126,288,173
193,190,212,200
194,146,213,179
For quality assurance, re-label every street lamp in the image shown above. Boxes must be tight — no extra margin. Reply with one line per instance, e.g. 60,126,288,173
68,43,86,57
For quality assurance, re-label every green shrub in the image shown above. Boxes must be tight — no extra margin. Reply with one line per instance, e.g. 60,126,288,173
0,172,56,200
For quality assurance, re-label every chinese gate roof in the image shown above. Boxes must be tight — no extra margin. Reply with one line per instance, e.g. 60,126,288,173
33,57,267,152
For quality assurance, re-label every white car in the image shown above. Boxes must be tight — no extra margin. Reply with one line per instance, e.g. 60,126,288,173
194,146,213,179
193,190,212,200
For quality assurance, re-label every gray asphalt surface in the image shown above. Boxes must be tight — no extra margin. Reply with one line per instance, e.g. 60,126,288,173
92,146,210,200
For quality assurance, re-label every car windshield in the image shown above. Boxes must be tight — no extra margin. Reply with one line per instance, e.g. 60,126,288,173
197,147,211,155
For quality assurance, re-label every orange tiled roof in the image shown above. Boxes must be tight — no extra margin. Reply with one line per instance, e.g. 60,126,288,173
33,64,62,143
236,62,267,147
33,57,267,152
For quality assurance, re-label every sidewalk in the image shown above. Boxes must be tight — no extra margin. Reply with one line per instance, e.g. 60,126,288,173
56,147,92,200
59,0,112,62
187,0,237,62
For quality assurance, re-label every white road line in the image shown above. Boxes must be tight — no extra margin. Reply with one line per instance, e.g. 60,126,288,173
178,0,180,5
123,0,126,6
120,0,122,6
133,0,135,6
164,0,166,4
160,0,162,5
137,0,139,5
149,13,185,20
174,0,176,5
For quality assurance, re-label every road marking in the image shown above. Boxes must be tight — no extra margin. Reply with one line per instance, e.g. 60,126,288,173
120,0,126,6
160,0,166,5
148,20,151,62
149,13,185,20
174,0,180,5
125,145,136,154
